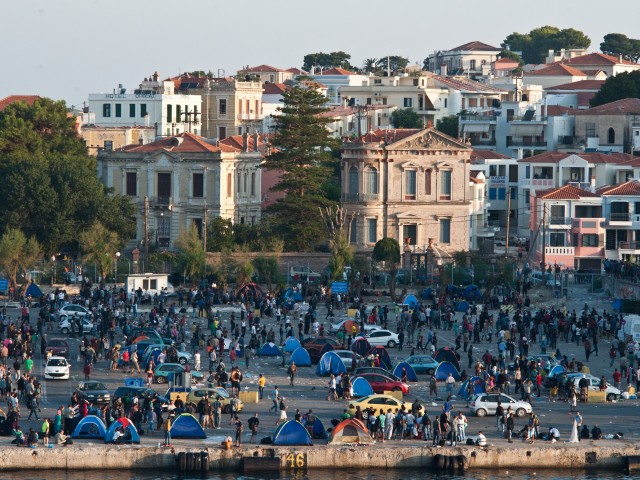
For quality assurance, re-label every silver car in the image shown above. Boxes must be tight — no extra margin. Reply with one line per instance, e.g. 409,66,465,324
470,393,532,417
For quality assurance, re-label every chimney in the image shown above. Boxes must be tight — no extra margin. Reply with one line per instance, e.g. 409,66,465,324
138,138,144,145
590,175,596,193
153,71,159,82
242,131,249,152
252,132,259,152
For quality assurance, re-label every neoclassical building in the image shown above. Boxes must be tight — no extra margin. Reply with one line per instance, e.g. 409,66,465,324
341,128,472,253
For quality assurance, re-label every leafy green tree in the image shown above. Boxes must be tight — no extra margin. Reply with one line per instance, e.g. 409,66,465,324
498,49,524,65
590,70,640,106
79,222,121,284
435,115,460,138
391,109,423,128
372,238,400,300
362,58,379,74
376,56,410,75
502,26,590,64
302,51,355,73
600,33,640,62
0,228,41,288
264,86,341,251
174,224,205,281
252,256,280,290
235,260,254,287
206,217,235,252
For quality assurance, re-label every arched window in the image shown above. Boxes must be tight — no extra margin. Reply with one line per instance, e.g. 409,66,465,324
348,166,359,194
608,127,615,144
364,165,378,194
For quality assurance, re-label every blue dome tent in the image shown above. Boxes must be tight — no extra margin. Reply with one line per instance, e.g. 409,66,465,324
421,288,434,300
258,342,282,357
284,337,301,353
455,301,470,312
25,283,43,299
316,351,347,376
351,377,374,397
402,294,419,309
433,347,461,373
310,416,327,439
392,361,418,382
433,361,461,381
104,417,140,444
290,347,311,367
548,364,565,379
170,413,207,439
284,288,303,302
72,415,107,439
457,376,486,399
272,420,313,446
367,346,392,370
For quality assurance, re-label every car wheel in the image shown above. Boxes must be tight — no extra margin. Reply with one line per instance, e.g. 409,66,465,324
607,393,617,402
387,340,397,348
475,408,487,417
516,408,526,417
156,376,167,384
178,357,187,365
61,328,69,335
223,405,231,414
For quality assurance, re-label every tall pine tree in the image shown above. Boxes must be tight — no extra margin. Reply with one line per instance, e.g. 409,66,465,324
265,86,340,251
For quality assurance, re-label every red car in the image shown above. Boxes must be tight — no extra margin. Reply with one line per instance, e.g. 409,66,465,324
355,373,410,394
45,338,70,358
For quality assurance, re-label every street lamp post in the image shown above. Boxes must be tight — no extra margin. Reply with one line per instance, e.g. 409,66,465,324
451,261,456,285
115,252,121,286
51,255,56,285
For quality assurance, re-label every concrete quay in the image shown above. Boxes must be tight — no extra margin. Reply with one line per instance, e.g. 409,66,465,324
0,442,638,472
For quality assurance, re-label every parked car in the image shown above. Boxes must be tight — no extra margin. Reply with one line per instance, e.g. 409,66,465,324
56,304,92,321
353,367,401,381
569,374,621,401
153,363,203,384
329,318,380,335
332,350,361,370
347,394,423,419
76,381,111,405
405,355,439,375
365,329,400,348
44,356,70,380
59,317,94,335
301,337,341,363
141,345,192,366
353,373,410,394
45,338,70,358
470,393,532,417
186,387,244,414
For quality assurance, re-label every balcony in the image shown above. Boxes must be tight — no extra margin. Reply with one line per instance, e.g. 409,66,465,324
564,181,591,190
618,242,640,254
549,216,571,226
520,178,554,188
507,139,548,148
460,115,497,122
469,138,496,147
237,113,261,121
508,115,547,122
607,212,631,226
544,246,575,256
150,196,173,207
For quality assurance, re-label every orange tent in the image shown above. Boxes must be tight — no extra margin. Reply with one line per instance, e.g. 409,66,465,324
131,335,150,344
329,418,374,444
343,319,356,333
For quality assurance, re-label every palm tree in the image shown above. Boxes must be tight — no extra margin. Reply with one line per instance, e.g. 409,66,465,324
362,58,379,74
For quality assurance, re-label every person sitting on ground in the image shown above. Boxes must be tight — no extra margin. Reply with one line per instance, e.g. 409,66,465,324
112,426,125,444
475,430,487,446
580,424,590,440
27,428,38,448
591,425,603,440
54,431,73,446
11,426,24,446
548,427,560,443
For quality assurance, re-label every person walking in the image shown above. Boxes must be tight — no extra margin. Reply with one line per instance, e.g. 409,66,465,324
288,361,297,387
248,413,259,444
569,411,582,443
269,386,279,414
162,413,173,446
258,374,266,401
506,412,515,443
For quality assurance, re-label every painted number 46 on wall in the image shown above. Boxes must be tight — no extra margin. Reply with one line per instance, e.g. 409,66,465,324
285,453,307,469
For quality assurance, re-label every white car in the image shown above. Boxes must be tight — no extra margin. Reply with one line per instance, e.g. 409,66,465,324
59,317,94,335
570,374,621,401
470,393,532,417
329,318,380,335
365,329,400,348
44,356,70,380
56,304,92,322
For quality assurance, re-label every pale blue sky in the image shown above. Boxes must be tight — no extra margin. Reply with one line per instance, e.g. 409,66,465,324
3,0,638,106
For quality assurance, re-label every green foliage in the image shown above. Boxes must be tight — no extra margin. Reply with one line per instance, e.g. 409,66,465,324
252,256,280,290
362,58,379,74
79,222,121,282
235,260,254,287
391,109,423,129
302,51,355,72
0,228,41,288
328,231,353,281
174,224,205,281
435,115,459,138
502,26,591,64
206,217,235,252
498,49,524,65
590,70,640,106
600,33,640,62
375,56,410,75
264,86,341,251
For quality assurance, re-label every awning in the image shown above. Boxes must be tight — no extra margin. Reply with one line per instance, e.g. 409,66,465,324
463,124,490,133
510,124,544,136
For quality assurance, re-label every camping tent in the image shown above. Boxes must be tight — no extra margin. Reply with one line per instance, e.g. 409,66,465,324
104,417,140,444
351,377,374,397
548,364,565,379
284,337,302,353
25,283,43,298
392,361,418,382
402,294,419,310
433,347,461,372
284,288,303,302
455,301,469,313
170,413,207,439
433,361,461,381
367,346,392,370
351,338,372,356
309,416,327,439
272,420,313,446
457,376,487,399
290,347,311,367
236,282,264,300
316,351,347,376
329,418,374,444
72,415,107,439
258,342,282,357
318,343,335,358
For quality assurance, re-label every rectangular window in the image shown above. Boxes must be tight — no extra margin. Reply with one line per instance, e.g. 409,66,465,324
219,99,227,115
582,234,598,247
255,99,260,116
510,188,517,199
367,218,377,243
585,122,596,138
403,97,413,108
405,170,416,200
192,172,204,198
129,104,136,117
440,170,452,199
104,140,113,151
227,173,232,197
238,99,243,115
425,169,432,195
550,205,566,224
440,219,451,244
140,104,147,117
115,104,122,117
193,219,203,238
157,172,171,200
403,225,417,245
497,188,506,200
525,165,531,179
219,126,226,139
176,105,182,123
167,105,173,123
470,60,476,70
103,104,111,117
349,220,357,244
509,165,518,182
125,172,137,196
489,188,497,200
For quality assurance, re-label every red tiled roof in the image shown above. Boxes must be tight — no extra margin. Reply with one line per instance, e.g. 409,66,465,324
574,98,640,115
286,68,307,75
470,150,511,161
0,95,41,111
520,151,635,164
525,64,586,77
537,184,600,199
576,92,596,108
435,76,506,94
565,52,639,67
320,67,357,75
241,64,284,73
494,58,519,65
357,128,423,144
448,41,500,52
546,79,605,91
263,83,287,95
219,134,267,151
597,181,640,196
123,132,236,153
544,105,575,116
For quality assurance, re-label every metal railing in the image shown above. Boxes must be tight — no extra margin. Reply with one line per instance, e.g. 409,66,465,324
150,196,172,206
460,115,497,122
507,139,548,147
609,212,630,222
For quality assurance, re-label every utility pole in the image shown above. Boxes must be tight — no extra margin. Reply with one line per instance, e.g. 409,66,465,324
505,186,512,259
203,202,207,277
144,196,149,268
541,205,547,273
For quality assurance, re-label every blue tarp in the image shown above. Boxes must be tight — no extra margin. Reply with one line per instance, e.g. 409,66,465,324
548,364,565,379
393,361,418,382
258,342,282,356
463,285,482,301
351,338,371,356
433,348,461,373
290,347,311,367
72,415,107,439
316,351,347,376
284,337,301,353
272,420,313,446
284,288,303,302
351,377,374,397
170,413,207,439
104,417,140,444
421,288,434,300
367,346,392,370
455,301,469,312
433,361,461,381
25,283,43,298
458,376,487,399
402,294,419,309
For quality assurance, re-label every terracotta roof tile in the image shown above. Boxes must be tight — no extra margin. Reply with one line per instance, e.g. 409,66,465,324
434,76,506,93
525,64,586,77
448,41,500,52
544,105,575,116
546,79,605,91
597,181,640,196
356,128,422,144
219,133,267,152
0,95,41,111
574,98,640,115
241,64,284,73
319,67,358,75
286,68,307,75
470,150,512,161
537,184,600,199
565,52,640,67
519,151,635,164
123,132,237,153
263,83,287,95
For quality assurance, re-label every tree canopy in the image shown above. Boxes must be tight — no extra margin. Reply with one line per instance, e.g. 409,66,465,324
264,86,340,251
302,51,355,73
78,222,121,283
0,228,41,289
502,26,591,64
174,223,205,280
590,70,640,106
435,115,459,139
600,33,640,62
391,108,423,129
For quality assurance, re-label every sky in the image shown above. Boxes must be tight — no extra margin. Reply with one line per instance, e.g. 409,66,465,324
3,0,640,106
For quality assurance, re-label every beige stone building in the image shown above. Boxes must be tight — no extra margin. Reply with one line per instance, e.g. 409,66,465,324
79,125,156,155
342,128,471,254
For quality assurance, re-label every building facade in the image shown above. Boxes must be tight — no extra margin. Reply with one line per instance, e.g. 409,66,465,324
79,125,156,155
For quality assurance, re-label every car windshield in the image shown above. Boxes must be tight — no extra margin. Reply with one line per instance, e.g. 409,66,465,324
82,382,106,390
48,359,67,367
49,340,67,347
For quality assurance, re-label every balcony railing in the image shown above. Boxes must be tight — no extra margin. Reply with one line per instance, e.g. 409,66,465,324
619,241,640,251
520,178,554,188
469,138,496,146
609,213,630,222
150,196,173,207
507,139,548,147
550,216,570,225
237,113,261,120
508,115,547,122
460,115,497,122
544,246,575,256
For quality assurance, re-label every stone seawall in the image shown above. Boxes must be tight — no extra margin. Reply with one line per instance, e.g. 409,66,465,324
1,442,639,472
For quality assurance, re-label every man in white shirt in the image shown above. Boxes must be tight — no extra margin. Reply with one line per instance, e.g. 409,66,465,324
476,430,487,446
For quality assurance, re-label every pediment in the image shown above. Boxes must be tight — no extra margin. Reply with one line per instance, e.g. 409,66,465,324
145,150,181,164
387,128,471,151
396,211,423,219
